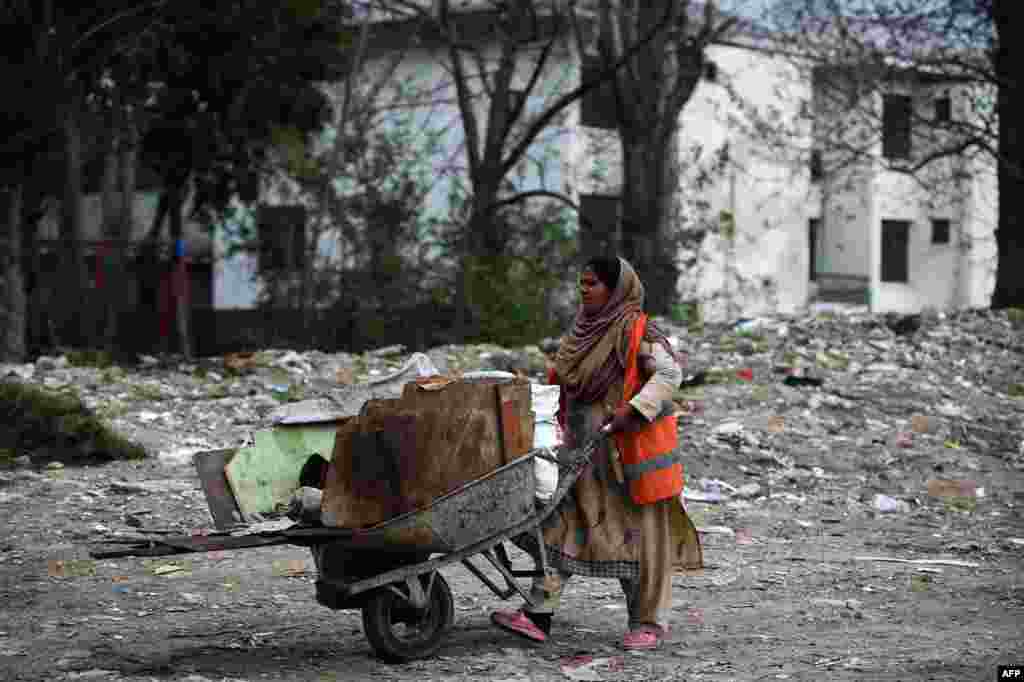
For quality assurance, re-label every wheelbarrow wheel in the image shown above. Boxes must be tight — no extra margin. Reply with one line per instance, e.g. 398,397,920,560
362,572,454,662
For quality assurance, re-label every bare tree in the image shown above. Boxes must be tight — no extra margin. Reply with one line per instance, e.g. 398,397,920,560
367,0,704,334
765,0,1021,307
578,0,738,313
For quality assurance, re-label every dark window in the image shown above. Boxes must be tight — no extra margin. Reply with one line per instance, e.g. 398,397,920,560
934,96,951,123
258,204,307,270
579,194,619,259
580,56,617,129
810,150,823,182
882,94,912,159
881,220,910,283
931,218,951,244
703,60,718,82
808,218,820,281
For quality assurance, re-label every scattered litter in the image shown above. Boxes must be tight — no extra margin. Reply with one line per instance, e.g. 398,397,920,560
151,563,190,576
873,494,910,513
65,670,117,679
696,526,735,537
853,556,980,568
927,479,977,499
894,431,914,448
272,559,308,577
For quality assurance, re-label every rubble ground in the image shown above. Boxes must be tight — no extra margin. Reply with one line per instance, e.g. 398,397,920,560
1,307,1023,681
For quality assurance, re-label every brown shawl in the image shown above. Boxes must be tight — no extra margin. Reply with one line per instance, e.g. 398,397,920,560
554,258,673,405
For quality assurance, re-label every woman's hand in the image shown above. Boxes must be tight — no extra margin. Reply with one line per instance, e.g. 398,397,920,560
601,404,646,434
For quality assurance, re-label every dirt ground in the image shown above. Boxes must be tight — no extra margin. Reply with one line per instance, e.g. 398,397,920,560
3,315,1024,682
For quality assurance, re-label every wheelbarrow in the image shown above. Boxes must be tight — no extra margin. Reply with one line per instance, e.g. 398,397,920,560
90,438,601,662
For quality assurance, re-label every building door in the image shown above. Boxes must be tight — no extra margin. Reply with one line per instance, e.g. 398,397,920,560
881,220,910,283
808,218,820,281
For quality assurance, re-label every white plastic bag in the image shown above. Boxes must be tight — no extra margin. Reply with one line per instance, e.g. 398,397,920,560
531,384,562,501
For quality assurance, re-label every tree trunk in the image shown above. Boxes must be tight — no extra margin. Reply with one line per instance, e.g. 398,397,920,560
168,186,192,359
619,131,679,316
61,105,88,348
0,183,27,362
105,112,138,356
100,122,120,353
991,0,1023,308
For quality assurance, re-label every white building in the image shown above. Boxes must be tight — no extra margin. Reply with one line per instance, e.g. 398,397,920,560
214,6,997,327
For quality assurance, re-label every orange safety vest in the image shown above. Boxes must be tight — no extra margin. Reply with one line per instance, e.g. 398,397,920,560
613,314,684,505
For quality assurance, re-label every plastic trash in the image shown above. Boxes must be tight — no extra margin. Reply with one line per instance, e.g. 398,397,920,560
873,494,910,513
532,384,562,501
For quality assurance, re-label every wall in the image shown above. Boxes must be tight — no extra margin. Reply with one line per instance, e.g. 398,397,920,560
811,69,998,313
627,43,808,321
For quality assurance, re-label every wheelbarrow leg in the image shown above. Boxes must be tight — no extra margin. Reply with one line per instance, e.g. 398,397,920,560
479,547,537,605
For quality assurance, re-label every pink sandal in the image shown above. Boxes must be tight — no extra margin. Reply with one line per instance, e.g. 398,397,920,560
622,625,666,651
491,610,548,643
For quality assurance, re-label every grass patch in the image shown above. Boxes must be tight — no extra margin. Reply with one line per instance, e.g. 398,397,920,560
129,383,169,402
99,367,125,384
0,382,146,465
206,383,230,400
1008,383,1024,398
1008,307,1024,329
66,349,114,369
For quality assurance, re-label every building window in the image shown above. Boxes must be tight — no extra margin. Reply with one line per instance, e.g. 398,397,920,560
258,204,307,270
703,60,718,82
934,96,952,123
881,220,910,283
579,194,619,258
882,94,912,159
931,218,951,244
581,55,617,129
810,150,823,182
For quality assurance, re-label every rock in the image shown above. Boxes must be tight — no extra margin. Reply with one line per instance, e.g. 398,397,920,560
1,363,35,381
35,355,68,371
367,344,406,357
714,421,744,436
734,483,762,499
108,480,156,495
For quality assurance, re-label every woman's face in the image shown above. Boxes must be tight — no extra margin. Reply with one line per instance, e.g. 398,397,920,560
579,267,612,315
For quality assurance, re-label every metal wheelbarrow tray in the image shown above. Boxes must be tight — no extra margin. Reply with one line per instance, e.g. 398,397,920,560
88,440,598,662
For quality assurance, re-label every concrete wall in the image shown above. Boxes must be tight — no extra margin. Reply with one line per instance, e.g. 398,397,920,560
812,72,997,313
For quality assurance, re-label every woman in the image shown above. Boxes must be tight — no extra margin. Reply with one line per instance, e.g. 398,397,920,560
492,256,703,651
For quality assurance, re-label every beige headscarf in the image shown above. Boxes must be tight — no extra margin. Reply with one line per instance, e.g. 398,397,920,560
553,257,645,405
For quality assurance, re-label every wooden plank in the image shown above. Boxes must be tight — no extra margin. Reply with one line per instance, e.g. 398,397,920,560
194,449,242,529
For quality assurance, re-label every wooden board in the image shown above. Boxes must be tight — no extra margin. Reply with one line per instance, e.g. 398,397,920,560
194,448,243,529
321,377,535,529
